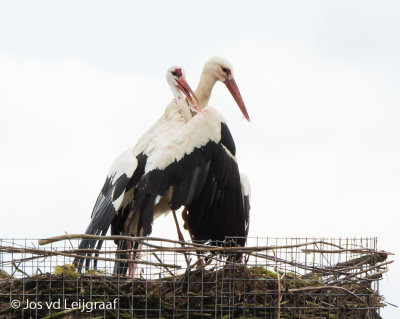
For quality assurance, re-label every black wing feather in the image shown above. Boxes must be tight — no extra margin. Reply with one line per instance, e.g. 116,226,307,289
132,121,249,258
185,123,248,256
73,174,128,270
74,152,148,271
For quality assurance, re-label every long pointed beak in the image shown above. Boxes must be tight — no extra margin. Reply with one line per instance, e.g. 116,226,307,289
224,78,250,122
176,77,199,106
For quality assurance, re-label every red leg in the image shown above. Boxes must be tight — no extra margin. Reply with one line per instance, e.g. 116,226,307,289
130,243,142,277
172,210,190,266
124,220,136,277
172,210,185,242
126,239,133,276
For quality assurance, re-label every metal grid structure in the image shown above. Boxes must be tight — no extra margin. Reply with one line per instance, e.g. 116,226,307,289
0,236,391,318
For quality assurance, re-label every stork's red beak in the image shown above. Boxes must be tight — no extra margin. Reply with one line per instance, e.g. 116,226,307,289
224,78,250,122
176,77,199,106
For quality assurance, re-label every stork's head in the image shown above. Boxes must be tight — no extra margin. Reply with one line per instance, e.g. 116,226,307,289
166,66,199,106
203,56,250,121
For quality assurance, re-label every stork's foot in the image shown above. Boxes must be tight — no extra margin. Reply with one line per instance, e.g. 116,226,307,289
195,257,204,268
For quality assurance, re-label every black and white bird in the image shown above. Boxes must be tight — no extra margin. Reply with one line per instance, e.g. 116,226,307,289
73,66,199,272
185,57,251,252
74,58,251,277
130,57,251,270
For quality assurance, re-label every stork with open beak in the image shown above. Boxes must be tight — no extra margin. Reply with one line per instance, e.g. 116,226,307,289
73,66,199,273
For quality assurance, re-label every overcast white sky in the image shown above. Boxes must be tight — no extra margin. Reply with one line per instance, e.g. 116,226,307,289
0,1,399,317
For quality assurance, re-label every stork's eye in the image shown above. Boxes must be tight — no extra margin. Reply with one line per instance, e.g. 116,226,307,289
171,71,177,76
175,68,183,77
221,66,231,76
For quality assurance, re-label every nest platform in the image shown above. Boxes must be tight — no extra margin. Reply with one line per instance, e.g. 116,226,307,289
0,236,392,318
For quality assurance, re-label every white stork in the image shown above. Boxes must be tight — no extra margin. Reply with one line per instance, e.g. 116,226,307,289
128,57,251,273
181,56,251,250
74,58,251,276
73,66,199,272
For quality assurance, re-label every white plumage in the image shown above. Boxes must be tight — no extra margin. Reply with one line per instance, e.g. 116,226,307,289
73,66,198,272
75,58,251,276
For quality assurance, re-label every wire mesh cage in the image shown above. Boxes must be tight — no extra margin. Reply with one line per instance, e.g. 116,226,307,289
0,236,391,318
